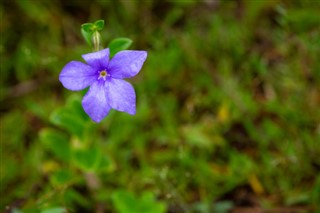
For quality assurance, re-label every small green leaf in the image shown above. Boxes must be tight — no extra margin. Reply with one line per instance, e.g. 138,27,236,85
81,21,104,46
108,38,133,57
50,108,86,138
39,128,70,161
81,28,93,47
81,23,93,33
94,20,105,31
112,190,166,213
73,147,102,172
67,95,90,122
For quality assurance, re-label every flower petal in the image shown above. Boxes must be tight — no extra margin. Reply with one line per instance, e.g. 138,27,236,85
82,48,110,69
59,61,96,91
108,50,147,79
82,81,111,122
107,78,136,115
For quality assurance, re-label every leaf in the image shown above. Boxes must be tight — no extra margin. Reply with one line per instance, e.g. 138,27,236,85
50,170,73,186
81,21,104,46
72,147,102,172
94,20,105,31
112,190,166,213
108,38,133,57
81,28,93,47
139,192,166,213
81,23,94,46
40,207,66,213
50,108,86,138
49,95,87,138
112,191,136,213
39,128,70,161
97,155,115,172
67,95,90,122
81,23,93,33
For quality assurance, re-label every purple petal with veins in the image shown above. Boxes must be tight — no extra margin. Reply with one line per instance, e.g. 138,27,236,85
59,48,147,122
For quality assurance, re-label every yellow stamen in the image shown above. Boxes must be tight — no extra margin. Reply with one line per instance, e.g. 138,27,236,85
98,70,108,80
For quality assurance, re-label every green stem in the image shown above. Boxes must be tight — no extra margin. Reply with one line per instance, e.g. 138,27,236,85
92,31,101,52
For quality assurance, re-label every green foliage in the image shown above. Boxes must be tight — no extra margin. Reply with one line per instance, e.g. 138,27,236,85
40,207,66,213
94,20,105,31
1,0,320,212
108,38,133,57
40,129,70,161
73,147,103,172
81,23,94,33
49,95,88,139
81,27,93,47
112,191,166,213
81,20,105,47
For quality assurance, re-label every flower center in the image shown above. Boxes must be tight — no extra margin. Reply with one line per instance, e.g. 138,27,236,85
98,70,108,80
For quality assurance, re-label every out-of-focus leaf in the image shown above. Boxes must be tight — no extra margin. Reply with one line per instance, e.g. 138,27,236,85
96,155,114,173
50,170,73,186
50,108,85,139
112,190,166,213
40,207,66,213
39,128,70,161
72,147,102,172
66,95,89,122
81,28,93,47
50,95,88,138
108,38,132,57
112,191,135,213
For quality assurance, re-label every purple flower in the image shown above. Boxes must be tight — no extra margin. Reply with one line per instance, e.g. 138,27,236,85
59,48,147,123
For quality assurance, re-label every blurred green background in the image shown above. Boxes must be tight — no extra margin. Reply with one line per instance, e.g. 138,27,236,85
1,0,320,212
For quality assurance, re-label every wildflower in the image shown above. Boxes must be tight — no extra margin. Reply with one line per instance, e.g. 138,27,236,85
59,48,147,122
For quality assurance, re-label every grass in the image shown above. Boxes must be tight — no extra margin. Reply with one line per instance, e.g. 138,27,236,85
1,0,319,212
